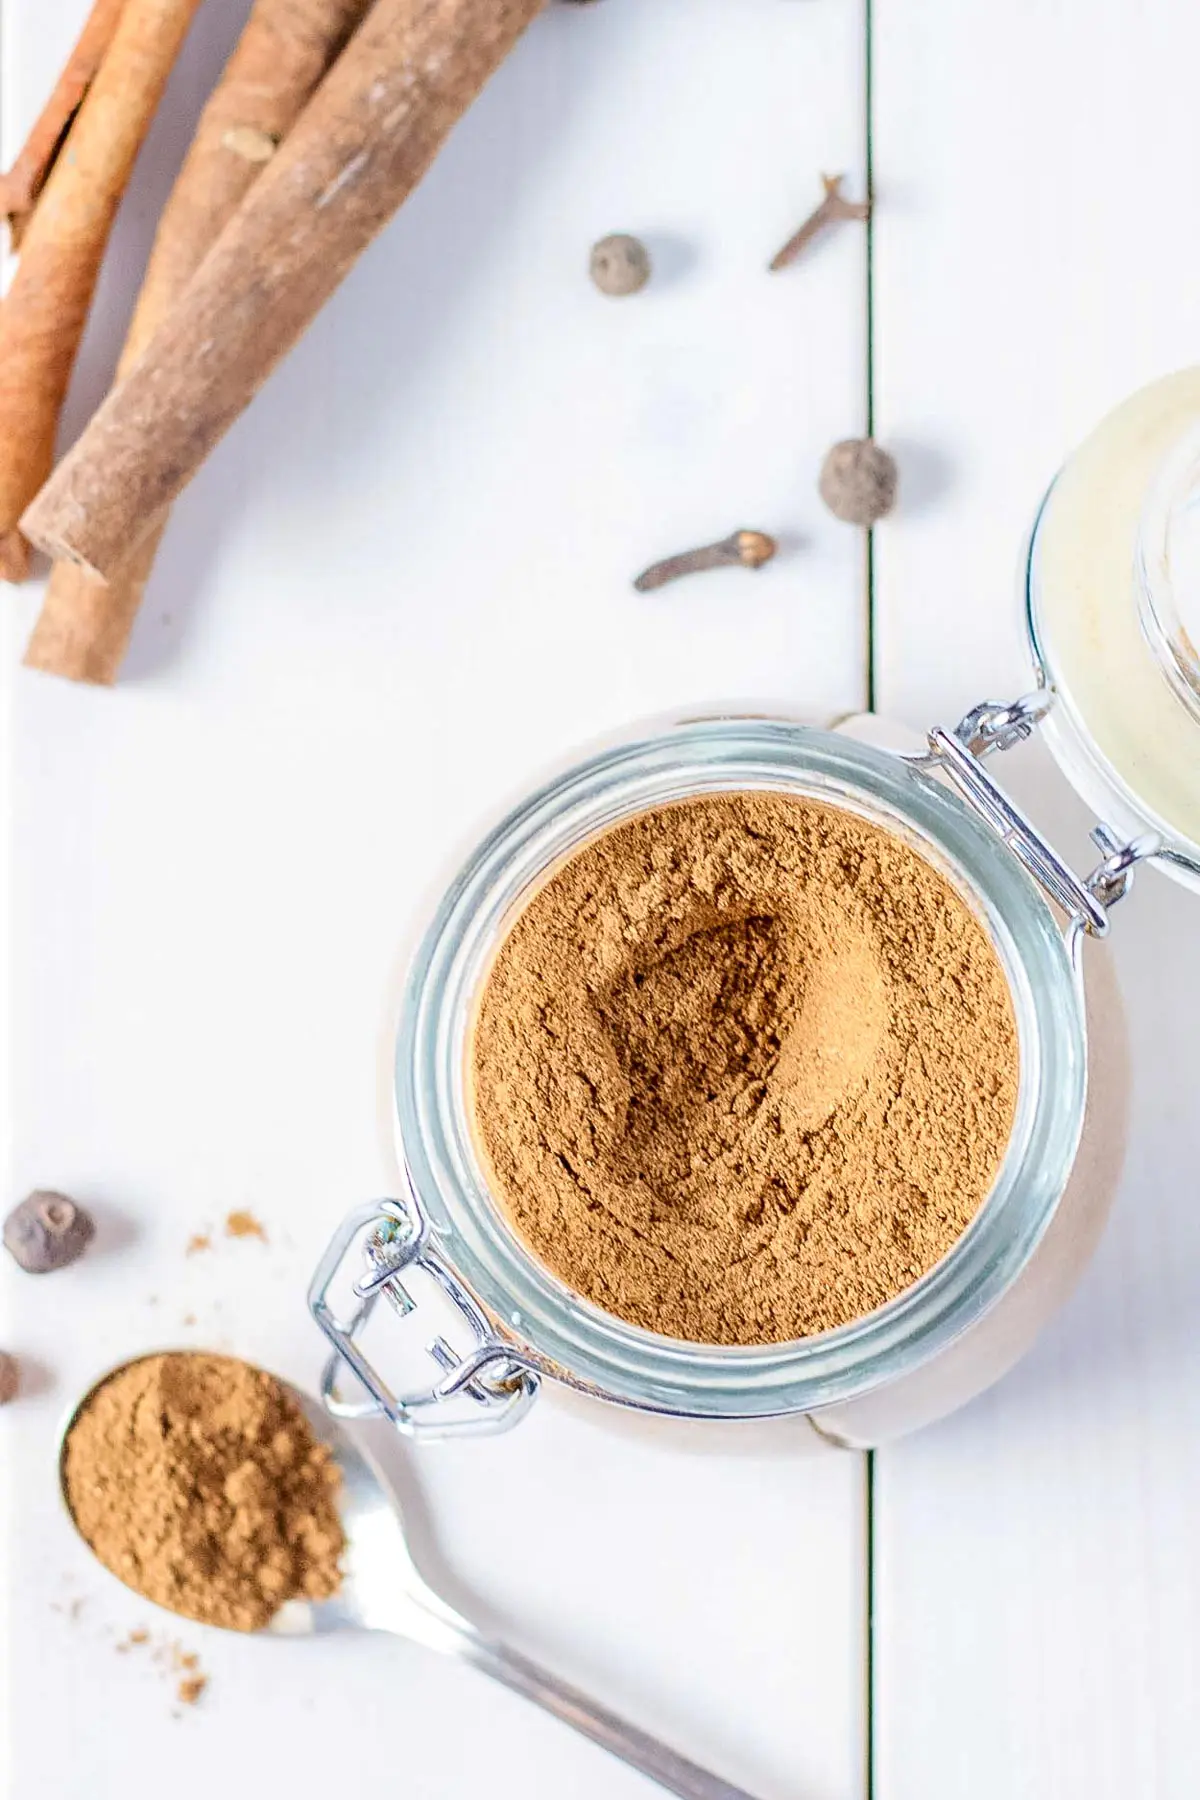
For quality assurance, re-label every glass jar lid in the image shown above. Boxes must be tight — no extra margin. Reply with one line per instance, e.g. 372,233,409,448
1026,369,1200,890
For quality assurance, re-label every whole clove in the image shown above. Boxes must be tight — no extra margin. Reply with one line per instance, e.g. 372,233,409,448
634,529,776,592
769,174,870,273
4,1190,95,1273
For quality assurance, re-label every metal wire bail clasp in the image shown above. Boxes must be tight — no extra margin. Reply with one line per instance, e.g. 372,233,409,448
953,692,1055,758
308,1187,541,1439
1085,823,1164,911
910,691,1162,941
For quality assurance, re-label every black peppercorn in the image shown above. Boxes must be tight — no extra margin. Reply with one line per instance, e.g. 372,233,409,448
4,1190,95,1273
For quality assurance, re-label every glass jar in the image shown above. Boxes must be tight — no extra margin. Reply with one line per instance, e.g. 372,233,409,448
310,712,1137,1447
1027,367,1200,890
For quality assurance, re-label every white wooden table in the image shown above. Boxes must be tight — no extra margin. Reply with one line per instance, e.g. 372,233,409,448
2,3,1197,1795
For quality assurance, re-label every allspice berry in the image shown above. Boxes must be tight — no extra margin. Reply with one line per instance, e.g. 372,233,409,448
0,1353,18,1405
819,439,898,526
589,233,651,297
4,1190,95,1273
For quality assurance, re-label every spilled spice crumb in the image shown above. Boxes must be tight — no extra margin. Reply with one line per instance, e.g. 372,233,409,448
224,1210,266,1241
185,1234,211,1256
63,1601,206,1713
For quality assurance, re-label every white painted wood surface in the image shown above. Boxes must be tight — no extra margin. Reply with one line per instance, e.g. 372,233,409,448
0,4,869,1799
873,2,1200,1796
8,1,1200,1795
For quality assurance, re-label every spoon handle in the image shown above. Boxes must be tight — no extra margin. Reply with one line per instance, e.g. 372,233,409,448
441,1620,765,1800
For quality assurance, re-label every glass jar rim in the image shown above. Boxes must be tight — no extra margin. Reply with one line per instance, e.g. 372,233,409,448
395,717,1087,1419
1025,481,1200,891
1136,417,1200,722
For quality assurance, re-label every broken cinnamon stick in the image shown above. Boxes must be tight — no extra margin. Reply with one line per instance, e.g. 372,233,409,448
0,0,128,248
22,0,548,584
0,0,202,581
24,0,374,685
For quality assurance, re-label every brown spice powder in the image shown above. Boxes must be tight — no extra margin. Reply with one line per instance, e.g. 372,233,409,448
177,1674,208,1706
225,1210,267,1241
469,791,1019,1345
63,1352,344,1631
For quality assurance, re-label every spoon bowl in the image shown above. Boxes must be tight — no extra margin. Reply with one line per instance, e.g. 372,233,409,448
252,1387,436,1639
60,1354,763,1800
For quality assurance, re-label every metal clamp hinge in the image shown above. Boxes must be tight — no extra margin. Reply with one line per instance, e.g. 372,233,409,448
907,692,1162,939
308,1185,542,1439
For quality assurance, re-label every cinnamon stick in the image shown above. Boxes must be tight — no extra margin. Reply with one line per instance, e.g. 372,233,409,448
24,0,374,685
22,0,547,583
0,0,202,581
0,0,129,248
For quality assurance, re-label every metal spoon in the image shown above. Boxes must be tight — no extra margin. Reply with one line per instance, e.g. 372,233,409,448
60,1361,764,1800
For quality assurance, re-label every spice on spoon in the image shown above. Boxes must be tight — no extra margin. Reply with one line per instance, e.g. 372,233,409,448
633,529,777,592
768,173,870,272
63,1352,344,1631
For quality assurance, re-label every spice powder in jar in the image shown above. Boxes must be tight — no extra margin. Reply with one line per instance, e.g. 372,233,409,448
468,792,1020,1345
